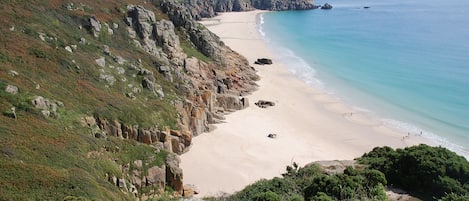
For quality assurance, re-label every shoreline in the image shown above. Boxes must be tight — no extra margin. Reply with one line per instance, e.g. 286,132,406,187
180,10,431,197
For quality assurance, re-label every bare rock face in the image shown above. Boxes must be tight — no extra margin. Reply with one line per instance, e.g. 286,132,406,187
184,0,317,19
31,96,63,118
166,153,184,195
127,5,156,39
146,165,166,189
127,5,184,64
216,94,248,111
251,0,318,10
154,20,185,60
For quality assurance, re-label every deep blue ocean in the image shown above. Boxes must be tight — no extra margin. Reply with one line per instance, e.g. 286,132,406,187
259,0,469,157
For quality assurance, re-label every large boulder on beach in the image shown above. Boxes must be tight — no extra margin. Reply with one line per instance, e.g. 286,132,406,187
254,58,273,65
255,100,275,108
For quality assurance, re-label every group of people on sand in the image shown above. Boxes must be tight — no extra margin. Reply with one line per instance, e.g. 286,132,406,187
402,131,423,140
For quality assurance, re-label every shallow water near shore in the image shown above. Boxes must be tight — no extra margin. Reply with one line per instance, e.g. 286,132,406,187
260,0,469,157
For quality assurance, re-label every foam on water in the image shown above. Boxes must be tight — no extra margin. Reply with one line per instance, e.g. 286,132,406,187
257,14,266,38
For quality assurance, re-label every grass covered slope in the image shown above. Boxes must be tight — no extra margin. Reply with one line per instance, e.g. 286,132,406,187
0,0,259,200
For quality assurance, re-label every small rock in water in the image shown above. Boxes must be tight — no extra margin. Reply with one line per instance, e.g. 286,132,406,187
321,3,333,9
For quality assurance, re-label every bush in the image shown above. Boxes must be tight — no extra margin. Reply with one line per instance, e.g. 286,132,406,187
253,191,280,201
309,192,333,201
358,144,469,200
230,164,387,201
438,193,469,201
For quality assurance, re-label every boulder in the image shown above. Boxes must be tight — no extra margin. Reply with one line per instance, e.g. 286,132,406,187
95,57,105,67
110,120,122,138
65,46,73,53
8,70,18,76
267,133,277,139
129,184,138,197
83,116,96,126
130,174,142,189
182,131,192,147
183,184,199,197
5,84,18,94
118,178,128,191
321,3,333,9
254,100,275,108
88,16,101,37
96,117,111,134
171,136,183,154
254,58,273,65
142,77,155,90
170,130,181,137
146,165,166,190
134,160,143,170
138,129,152,144
166,153,183,195
94,132,105,138
216,94,244,111
183,57,200,74
159,131,171,142
158,66,172,81
31,96,60,117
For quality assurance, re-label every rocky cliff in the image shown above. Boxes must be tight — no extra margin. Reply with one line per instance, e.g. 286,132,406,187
184,0,318,19
0,0,257,200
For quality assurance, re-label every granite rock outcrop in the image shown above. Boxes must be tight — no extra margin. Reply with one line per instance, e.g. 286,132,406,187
183,0,318,19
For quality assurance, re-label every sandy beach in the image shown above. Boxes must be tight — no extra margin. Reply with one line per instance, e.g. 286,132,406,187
180,10,430,197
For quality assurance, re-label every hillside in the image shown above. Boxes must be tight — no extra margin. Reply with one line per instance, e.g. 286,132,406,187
0,0,270,199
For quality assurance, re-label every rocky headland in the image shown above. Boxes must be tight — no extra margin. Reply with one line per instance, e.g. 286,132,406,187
0,0,321,200
184,0,318,19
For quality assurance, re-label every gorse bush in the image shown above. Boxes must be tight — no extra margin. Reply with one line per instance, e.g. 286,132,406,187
229,163,387,201
226,145,469,201
358,144,469,200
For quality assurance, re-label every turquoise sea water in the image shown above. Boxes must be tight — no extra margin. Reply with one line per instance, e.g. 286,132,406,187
260,0,469,157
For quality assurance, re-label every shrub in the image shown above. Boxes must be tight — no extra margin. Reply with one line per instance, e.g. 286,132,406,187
230,164,387,201
438,193,469,201
253,191,281,201
309,192,333,201
358,144,469,200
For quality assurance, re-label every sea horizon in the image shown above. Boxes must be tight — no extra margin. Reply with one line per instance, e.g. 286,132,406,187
258,0,469,158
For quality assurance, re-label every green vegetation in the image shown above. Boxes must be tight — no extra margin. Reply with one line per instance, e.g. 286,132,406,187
176,28,212,63
215,145,469,201
228,163,387,201
0,0,183,200
358,144,469,200
438,193,469,201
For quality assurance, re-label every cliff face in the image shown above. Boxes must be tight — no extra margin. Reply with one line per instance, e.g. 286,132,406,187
0,0,257,199
184,0,317,19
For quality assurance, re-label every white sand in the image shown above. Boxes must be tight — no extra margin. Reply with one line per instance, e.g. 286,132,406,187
180,10,430,197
